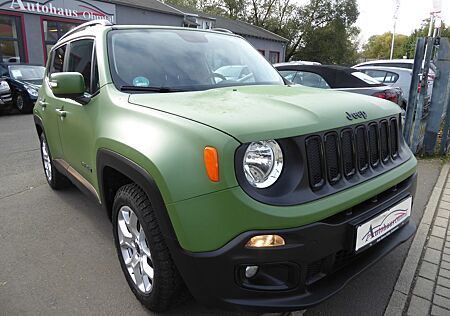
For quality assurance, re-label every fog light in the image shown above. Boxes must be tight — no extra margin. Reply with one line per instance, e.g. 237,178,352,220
245,265,259,278
245,235,285,248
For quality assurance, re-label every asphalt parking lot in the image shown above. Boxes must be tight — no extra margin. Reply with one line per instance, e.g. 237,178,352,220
0,112,442,315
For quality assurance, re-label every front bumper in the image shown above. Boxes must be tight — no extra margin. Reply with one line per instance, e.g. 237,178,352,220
172,173,417,312
0,93,12,105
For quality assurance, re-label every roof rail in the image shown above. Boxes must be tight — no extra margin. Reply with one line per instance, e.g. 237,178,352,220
59,20,113,42
212,28,233,34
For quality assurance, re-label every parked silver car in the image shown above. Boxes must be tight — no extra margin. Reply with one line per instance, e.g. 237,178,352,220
355,65,433,109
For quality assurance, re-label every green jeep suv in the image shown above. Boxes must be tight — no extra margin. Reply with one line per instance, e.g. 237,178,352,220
34,20,417,312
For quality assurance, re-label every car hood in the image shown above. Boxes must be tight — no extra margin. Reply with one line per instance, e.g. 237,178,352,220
18,80,42,89
128,85,401,143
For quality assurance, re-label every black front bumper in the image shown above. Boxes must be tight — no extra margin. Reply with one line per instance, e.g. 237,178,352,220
172,173,417,312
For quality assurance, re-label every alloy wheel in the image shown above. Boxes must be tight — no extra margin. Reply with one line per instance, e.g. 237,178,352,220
16,95,24,111
117,205,154,294
41,138,52,181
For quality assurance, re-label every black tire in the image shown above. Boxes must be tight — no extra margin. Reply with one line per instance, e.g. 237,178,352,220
39,133,70,189
15,94,33,114
112,183,188,312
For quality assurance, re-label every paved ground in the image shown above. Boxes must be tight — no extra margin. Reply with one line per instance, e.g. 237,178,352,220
0,113,442,315
385,164,450,315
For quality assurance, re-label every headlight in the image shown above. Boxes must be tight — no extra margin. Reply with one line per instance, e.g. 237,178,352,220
243,140,283,188
27,88,38,96
0,81,9,89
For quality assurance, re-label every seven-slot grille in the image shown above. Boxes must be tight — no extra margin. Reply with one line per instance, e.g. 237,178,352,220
305,117,399,190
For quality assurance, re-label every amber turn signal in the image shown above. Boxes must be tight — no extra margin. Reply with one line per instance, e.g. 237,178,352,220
204,146,219,182
245,235,285,248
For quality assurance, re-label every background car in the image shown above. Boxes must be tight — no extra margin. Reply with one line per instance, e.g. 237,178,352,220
354,59,435,95
214,65,251,81
0,80,12,111
275,64,404,107
0,64,45,113
355,66,413,109
354,64,433,110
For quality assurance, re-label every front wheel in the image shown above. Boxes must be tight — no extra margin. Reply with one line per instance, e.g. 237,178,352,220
112,183,188,312
15,94,33,114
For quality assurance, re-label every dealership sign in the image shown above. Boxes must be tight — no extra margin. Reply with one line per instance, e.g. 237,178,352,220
4,0,115,22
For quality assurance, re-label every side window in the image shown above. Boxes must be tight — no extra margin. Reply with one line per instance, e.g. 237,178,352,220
362,70,387,82
67,39,94,93
91,51,99,94
278,70,297,83
0,64,8,76
49,45,66,74
296,71,330,89
383,71,399,84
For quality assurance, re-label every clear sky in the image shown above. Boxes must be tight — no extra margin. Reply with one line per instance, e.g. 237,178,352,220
295,0,449,44
356,0,449,43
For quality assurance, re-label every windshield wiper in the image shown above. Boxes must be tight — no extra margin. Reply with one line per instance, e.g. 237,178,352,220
120,85,182,93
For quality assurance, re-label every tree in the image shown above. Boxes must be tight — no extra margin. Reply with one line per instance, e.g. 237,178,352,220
403,20,450,58
362,32,408,60
162,0,361,64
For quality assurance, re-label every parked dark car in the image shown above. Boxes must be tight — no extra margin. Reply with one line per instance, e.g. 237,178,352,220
274,64,404,107
0,63,45,113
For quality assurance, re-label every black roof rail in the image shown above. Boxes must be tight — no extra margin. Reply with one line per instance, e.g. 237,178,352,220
212,28,233,34
59,20,113,42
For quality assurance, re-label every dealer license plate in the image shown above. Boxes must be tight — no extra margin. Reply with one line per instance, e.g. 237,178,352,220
355,197,412,252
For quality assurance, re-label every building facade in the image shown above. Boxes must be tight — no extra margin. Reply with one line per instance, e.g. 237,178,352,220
0,0,286,66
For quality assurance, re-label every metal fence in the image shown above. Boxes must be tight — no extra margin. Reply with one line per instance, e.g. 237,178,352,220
403,36,450,155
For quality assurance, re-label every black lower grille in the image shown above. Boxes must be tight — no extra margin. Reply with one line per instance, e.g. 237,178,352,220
306,136,324,189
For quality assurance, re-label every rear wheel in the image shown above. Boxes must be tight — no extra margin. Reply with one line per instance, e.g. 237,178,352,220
39,133,69,189
112,183,187,312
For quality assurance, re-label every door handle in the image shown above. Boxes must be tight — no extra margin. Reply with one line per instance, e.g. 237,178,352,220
56,108,66,118
38,99,48,108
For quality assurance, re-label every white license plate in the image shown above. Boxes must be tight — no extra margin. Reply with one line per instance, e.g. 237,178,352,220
355,197,412,252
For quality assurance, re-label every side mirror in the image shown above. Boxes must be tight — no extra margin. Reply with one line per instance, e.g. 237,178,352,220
49,72,90,104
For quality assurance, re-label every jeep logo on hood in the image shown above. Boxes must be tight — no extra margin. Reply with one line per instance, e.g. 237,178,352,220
346,111,367,121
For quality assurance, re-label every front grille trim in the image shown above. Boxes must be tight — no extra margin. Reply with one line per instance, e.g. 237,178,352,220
304,115,402,191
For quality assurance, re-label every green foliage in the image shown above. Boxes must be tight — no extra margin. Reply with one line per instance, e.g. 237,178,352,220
362,32,408,60
163,0,361,64
402,20,450,58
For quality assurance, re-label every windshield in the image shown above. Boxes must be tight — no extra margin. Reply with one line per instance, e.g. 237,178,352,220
107,29,284,92
9,65,45,81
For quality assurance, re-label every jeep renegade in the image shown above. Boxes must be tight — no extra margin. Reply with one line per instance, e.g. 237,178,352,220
34,20,417,312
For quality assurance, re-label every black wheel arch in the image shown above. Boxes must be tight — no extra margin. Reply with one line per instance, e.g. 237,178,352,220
96,149,179,245
34,114,45,138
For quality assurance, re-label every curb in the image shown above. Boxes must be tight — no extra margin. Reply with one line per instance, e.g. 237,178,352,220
384,163,450,316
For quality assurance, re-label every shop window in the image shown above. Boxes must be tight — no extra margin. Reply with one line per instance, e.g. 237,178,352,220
42,19,80,60
258,50,265,56
269,51,280,64
0,15,25,63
